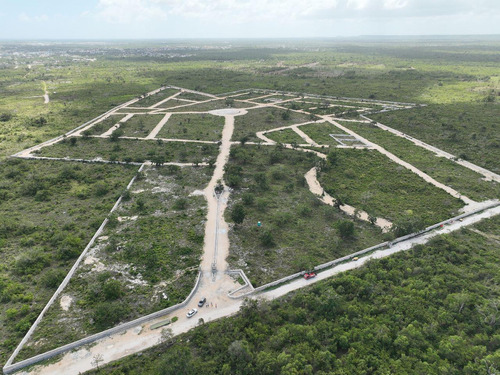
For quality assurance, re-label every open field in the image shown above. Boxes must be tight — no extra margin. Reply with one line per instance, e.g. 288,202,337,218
232,107,313,142
118,114,166,138
156,113,224,142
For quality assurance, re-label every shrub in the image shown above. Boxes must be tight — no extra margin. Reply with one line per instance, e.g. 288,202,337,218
103,279,124,301
40,269,66,289
261,230,275,247
231,204,246,225
338,220,355,239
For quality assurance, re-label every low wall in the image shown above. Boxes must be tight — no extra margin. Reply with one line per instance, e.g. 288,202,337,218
3,271,202,374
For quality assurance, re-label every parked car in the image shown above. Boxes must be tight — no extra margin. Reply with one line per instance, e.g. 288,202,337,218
198,297,207,307
186,308,198,318
304,272,316,280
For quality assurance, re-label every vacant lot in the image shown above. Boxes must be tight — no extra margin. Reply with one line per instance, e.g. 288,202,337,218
38,137,219,164
224,145,386,286
338,121,500,201
157,114,224,142
119,114,165,138
0,159,137,364
17,165,212,360
317,148,464,227
233,107,312,142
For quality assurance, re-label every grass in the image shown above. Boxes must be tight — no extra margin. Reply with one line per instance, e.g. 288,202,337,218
317,148,464,226
133,88,180,107
156,114,224,141
224,145,387,286
17,165,212,360
0,158,137,364
369,102,500,174
38,137,219,164
82,115,126,136
337,121,500,202
232,107,313,142
265,128,306,144
300,122,350,145
119,114,165,138
166,99,253,112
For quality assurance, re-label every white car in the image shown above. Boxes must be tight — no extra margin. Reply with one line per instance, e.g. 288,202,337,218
186,308,198,318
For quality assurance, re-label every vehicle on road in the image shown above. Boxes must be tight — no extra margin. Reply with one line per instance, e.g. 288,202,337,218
304,272,316,280
198,297,207,307
186,308,198,318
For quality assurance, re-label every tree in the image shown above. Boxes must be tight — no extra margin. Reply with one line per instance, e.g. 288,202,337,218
231,203,246,225
158,327,174,345
338,220,355,239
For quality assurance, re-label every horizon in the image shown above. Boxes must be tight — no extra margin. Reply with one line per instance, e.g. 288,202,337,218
1,0,499,39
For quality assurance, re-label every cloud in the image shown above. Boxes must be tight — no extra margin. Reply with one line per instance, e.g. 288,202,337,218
94,0,500,24
19,13,49,22
96,0,167,23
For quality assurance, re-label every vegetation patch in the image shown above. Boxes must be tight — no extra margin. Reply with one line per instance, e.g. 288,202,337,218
338,121,500,201
157,114,224,142
224,145,386,286
0,159,136,364
38,137,219,164
233,107,312,143
369,103,500,173
133,88,180,107
317,148,464,229
17,165,211,360
119,114,165,138
265,129,305,145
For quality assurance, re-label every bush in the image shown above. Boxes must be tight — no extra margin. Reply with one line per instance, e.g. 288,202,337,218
93,301,129,330
40,269,66,289
231,204,246,225
338,220,355,239
103,280,124,301
260,230,275,247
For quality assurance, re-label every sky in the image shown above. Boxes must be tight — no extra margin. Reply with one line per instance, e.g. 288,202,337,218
0,0,499,39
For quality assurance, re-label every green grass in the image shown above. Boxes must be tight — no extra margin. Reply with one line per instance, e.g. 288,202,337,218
0,159,137,364
369,102,500,174
300,122,350,146
133,88,180,107
17,165,211,360
317,148,464,226
156,114,224,141
232,107,313,142
224,145,386,286
265,129,306,145
119,114,165,138
82,115,125,136
166,99,253,112
38,137,219,164
338,121,500,202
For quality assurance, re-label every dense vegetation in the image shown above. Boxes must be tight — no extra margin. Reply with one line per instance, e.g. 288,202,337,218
0,159,136,363
88,215,500,375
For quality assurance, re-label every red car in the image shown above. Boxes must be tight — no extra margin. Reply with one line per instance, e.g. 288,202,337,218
304,272,316,280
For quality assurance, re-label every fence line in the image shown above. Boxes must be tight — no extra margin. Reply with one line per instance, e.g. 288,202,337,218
231,200,500,299
3,271,202,374
4,163,146,371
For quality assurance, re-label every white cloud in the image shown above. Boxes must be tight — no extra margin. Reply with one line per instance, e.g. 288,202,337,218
19,13,49,22
96,0,167,23
94,0,500,24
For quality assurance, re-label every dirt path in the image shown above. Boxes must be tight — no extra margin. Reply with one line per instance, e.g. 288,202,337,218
42,81,49,104
305,167,392,232
363,115,500,183
21,203,500,375
145,113,172,139
324,117,476,206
